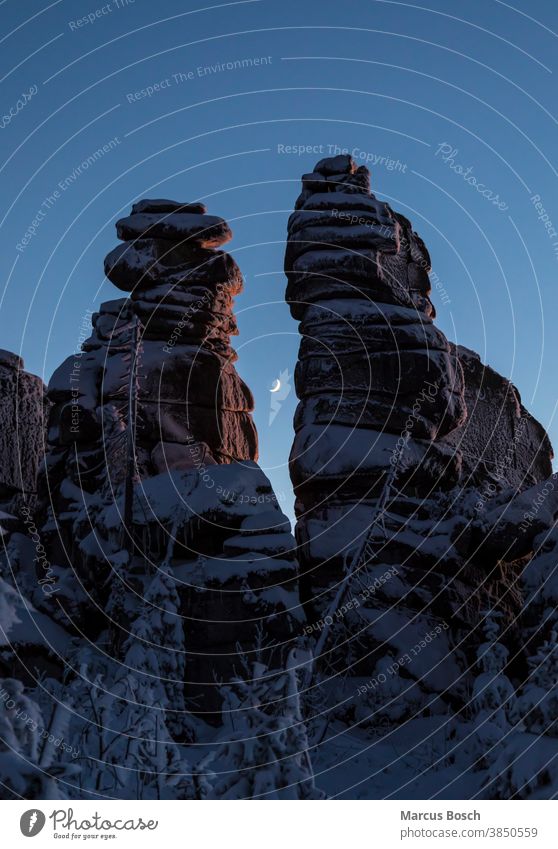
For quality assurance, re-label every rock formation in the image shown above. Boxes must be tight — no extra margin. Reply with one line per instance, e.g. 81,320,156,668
442,344,552,492
0,350,45,511
1,171,556,799
0,353,68,692
34,199,300,719
284,155,553,716
38,199,263,606
44,199,256,504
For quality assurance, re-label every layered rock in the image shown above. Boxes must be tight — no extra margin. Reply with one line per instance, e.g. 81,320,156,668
284,155,553,715
34,199,301,720
39,200,262,572
107,202,257,467
442,345,552,492
287,157,467,511
0,350,45,509
0,352,69,689
286,156,466,593
43,200,256,506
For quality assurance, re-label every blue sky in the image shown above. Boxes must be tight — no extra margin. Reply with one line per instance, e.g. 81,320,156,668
1,0,557,521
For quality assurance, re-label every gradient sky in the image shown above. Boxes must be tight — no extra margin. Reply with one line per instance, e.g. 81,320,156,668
1,0,557,522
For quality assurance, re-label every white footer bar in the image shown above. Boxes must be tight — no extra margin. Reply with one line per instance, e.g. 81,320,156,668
2,800,555,848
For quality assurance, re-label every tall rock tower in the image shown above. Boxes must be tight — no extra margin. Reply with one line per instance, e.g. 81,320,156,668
45,199,257,507
284,155,552,717
36,199,301,717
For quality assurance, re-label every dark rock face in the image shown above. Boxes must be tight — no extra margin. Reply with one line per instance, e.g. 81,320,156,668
442,345,552,491
43,200,258,505
45,458,301,719
285,155,468,525
284,155,553,714
2,173,558,798
0,355,67,688
34,200,300,719
135,463,302,716
0,351,46,508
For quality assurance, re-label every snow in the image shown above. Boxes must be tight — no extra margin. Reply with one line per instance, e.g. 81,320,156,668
301,191,392,220
116,463,289,528
358,606,460,694
4,168,558,801
484,733,558,798
183,554,297,584
240,510,291,535
116,212,231,248
223,532,295,557
292,423,453,480
0,578,69,654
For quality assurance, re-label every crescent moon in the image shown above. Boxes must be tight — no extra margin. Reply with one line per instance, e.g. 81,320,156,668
270,379,281,392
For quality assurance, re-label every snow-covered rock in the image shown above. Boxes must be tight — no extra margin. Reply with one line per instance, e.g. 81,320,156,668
0,351,46,504
32,199,302,729
284,154,553,719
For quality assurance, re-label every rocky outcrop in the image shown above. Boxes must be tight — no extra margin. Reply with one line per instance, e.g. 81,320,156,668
108,201,257,468
0,350,45,508
43,200,256,509
2,170,558,799
284,155,553,715
285,155,466,581
33,199,300,720
45,457,301,720
442,345,552,492
0,353,68,688
286,156,467,512
38,199,262,572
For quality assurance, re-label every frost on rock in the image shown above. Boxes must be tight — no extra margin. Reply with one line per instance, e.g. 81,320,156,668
41,197,258,527
33,200,300,688
1,166,558,799
0,196,305,799
0,354,78,799
284,154,555,725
